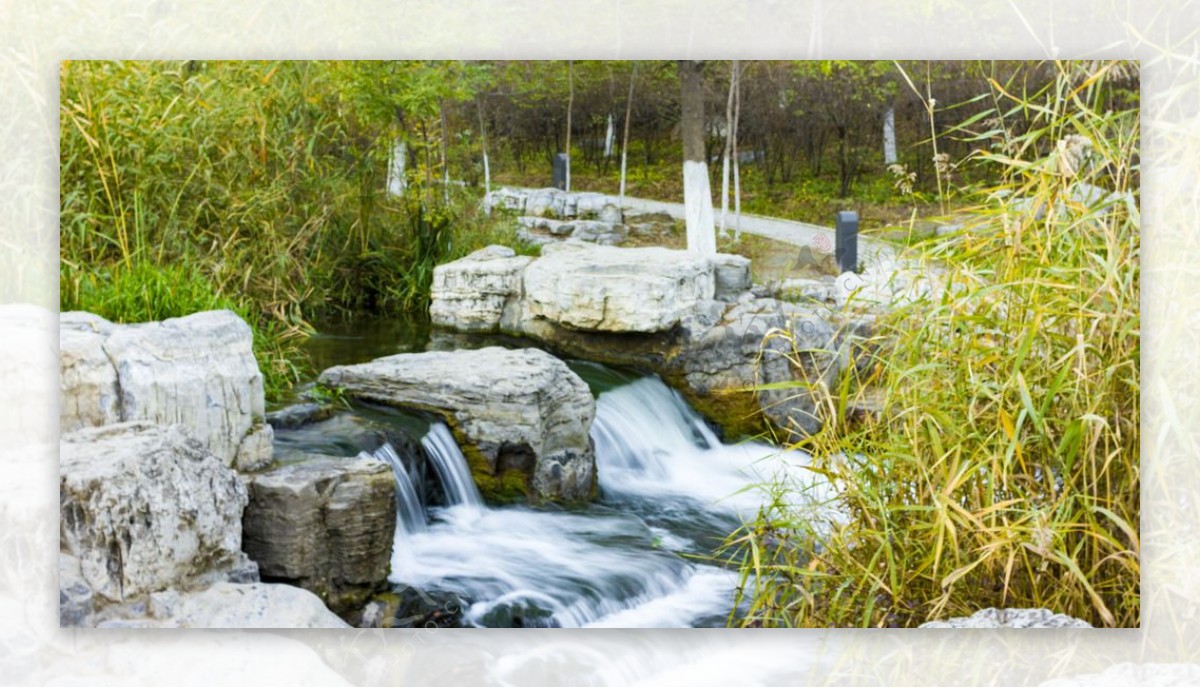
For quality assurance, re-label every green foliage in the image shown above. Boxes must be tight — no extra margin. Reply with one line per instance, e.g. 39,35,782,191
726,61,1140,628
59,60,513,400
307,381,353,410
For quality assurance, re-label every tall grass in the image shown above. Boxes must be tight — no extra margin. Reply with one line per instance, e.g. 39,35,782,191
60,61,523,399
726,61,1140,627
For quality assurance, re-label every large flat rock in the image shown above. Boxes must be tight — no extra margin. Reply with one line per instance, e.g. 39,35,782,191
59,422,253,604
241,454,396,614
319,347,595,502
523,241,716,333
59,310,272,470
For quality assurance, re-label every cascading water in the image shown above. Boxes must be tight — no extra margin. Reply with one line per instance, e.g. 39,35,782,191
367,442,427,535
368,374,837,627
421,423,483,508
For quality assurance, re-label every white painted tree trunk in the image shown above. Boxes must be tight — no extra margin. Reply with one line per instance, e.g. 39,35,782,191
604,114,614,158
387,139,407,196
683,160,717,255
883,105,898,165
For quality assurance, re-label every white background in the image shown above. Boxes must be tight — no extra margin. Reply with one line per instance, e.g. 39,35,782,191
1,1,1194,684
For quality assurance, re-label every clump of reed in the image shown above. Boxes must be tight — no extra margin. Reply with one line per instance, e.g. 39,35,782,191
726,61,1140,627
60,61,522,399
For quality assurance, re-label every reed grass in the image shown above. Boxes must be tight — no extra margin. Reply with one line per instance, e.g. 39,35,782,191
726,61,1140,627
60,61,523,400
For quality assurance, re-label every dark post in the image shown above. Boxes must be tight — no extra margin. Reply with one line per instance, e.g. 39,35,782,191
835,210,859,273
552,153,568,190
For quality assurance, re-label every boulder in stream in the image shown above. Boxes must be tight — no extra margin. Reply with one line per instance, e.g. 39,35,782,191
241,454,397,615
429,243,844,441
319,347,596,503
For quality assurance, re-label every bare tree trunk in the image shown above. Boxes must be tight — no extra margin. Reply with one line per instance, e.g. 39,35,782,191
883,104,897,165
732,62,742,238
439,100,450,205
565,60,574,193
678,59,716,255
619,63,637,207
719,60,737,237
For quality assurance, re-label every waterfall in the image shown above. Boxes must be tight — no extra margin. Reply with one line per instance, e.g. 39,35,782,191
377,375,835,628
591,376,837,520
421,422,484,509
367,442,427,535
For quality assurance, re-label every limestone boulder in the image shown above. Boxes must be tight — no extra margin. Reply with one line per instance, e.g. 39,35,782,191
430,245,533,333
59,310,272,469
163,582,352,628
523,241,715,333
709,253,752,300
919,607,1092,628
241,454,396,614
88,583,350,628
59,422,253,605
570,220,627,246
59,316,120,431
319,347,596,502
597,203,623,224
675,297,838,438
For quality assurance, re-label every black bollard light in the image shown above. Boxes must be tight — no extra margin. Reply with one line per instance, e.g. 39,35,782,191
552,153,568,190
835,210,859,273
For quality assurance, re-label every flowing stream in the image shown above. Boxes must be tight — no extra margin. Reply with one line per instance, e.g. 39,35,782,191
277,320,835,628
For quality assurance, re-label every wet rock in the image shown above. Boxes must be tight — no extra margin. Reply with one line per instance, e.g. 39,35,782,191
676,297,838,438
59,422,253,605
241,454,396,614
265,402,335,431
523,241,716,333
319,347,596,503
919,607,1092,628
430,245,533,333
59,310,271,468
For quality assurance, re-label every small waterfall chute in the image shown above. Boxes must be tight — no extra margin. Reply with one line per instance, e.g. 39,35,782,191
422,422,484,509
367,442,427,535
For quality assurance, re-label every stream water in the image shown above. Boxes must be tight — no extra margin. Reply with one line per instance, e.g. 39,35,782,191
272,316,834,628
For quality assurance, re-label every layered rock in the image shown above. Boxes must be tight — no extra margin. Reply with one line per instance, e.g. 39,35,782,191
319,347,596,502
919,607,1092,628
429,245,533,333
59,310,272,470
59,422,255,607
429,242,842,441
522,242,716,333
241,454,397,613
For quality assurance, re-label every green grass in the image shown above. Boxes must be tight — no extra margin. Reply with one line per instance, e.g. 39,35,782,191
724,61,1140,628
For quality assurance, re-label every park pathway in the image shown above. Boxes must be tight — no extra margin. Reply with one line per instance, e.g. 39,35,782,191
504,186,898,266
